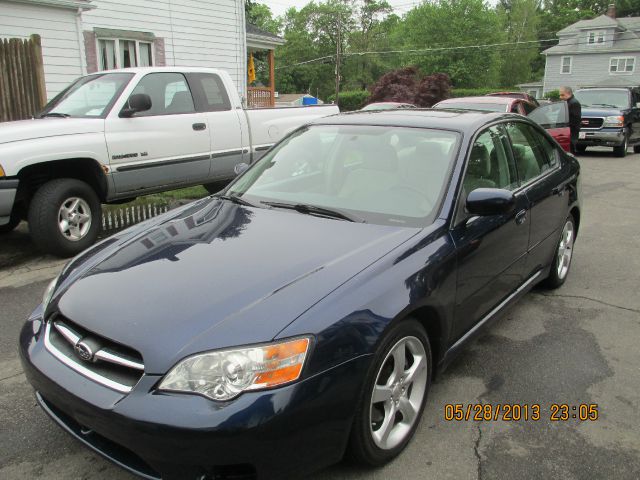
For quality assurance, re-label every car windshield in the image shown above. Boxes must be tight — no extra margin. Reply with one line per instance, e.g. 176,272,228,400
40,73,134,118
227,125,460,227
574,90,629,109
435,102,507,112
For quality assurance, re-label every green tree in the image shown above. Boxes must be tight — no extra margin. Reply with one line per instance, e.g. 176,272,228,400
395,0,505,88
497,0,540,86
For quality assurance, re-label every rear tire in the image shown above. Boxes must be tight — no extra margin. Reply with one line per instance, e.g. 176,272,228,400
613,135,628,157
348,319,431,467
541,214,575,289
28,179,101,257
203,180,230,195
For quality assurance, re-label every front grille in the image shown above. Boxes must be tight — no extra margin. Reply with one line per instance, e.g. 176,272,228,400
44,315,144,393
581,117,604,129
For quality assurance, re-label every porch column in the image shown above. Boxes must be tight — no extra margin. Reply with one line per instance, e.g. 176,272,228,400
268,49,275,107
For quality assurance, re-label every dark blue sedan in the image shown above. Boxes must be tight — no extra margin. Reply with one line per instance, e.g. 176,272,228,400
20,109,581,480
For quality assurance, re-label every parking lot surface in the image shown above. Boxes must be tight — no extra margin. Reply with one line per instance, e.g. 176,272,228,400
1,149,639,479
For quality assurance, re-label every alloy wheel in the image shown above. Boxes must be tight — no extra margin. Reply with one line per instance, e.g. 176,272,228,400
369,336,428,450
557,219,574,280
58,197,92,241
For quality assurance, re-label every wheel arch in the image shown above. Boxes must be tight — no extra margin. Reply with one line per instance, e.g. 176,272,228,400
401,305,448,380
17,158,108,208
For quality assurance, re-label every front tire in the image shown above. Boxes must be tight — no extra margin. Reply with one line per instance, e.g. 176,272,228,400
613,135,628,157
348,319,431,467
28,179,101,257
203,180,230,195
575,145,587,154
542,214,575,289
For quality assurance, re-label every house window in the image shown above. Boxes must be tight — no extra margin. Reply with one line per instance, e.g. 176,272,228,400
98,38,153,70
561,56,572,74
587,31,605,45
610,57,635,74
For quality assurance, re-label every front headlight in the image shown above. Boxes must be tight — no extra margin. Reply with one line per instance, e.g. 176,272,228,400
159,337,311,401
42,276,59,310
603,115,624,127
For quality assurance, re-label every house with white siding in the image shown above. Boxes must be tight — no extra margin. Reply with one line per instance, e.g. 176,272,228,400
0,0,283,105
542,4,640,94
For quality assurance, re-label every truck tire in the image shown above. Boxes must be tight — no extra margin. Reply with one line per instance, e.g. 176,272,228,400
634,145,640,154
28,179,102,257
0,212,20,234
575,145,587,154
203,180,230,195
613,135,628,157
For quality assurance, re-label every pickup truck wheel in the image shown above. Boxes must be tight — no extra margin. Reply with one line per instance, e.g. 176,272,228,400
634,145,640,154
203,180,230,195
28,179,101,257
613,135,628,157
0,212,20,234
575,145,587,154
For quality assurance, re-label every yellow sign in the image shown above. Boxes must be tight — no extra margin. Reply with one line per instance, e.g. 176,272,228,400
248,54,256,84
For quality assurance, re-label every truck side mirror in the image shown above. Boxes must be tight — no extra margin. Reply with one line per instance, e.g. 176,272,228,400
120,94,152,118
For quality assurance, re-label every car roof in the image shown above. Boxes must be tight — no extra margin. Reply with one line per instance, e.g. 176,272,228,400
310,108,520,132
437,96,516,105
87,66,227,75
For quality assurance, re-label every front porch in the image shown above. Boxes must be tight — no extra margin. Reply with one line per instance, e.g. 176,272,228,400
246,24,285,108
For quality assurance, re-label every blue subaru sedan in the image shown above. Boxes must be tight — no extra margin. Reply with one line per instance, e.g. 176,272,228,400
20,109,581,479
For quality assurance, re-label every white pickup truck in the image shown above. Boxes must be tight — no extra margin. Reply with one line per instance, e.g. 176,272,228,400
0,67,338,256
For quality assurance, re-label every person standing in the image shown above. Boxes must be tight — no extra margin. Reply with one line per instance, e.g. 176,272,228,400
560,86,581,155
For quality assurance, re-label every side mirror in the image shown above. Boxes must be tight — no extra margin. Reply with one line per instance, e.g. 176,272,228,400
234,163,249,176
120,93,152,118
466,188,516,216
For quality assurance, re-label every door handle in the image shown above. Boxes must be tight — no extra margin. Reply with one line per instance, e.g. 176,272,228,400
515,209,527,225
552,186,565,196
192,123,206,131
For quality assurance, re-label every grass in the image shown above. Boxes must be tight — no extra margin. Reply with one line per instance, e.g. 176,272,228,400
102,186,210,213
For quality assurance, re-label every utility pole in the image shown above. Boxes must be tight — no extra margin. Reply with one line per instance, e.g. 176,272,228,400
335,14,341,106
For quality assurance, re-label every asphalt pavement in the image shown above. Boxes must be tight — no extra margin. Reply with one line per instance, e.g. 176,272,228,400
1,148,639,479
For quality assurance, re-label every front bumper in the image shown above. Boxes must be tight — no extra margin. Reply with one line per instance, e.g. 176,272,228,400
20,314,370,480
577,128,625,147
0,178,18,225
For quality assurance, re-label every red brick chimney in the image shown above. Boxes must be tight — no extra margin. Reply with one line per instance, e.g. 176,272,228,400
606,3,616,19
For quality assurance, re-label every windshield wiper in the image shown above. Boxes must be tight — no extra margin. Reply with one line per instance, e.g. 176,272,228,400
40,112,70,118
262,201,362,222
215,193,260,207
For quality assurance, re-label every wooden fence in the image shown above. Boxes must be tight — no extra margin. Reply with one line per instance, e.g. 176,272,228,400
0,34,47,123
247,87,274,108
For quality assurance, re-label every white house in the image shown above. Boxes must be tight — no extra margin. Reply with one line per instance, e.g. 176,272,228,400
0,0,281,104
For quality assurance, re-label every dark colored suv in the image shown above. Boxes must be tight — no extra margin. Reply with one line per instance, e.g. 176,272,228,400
574,87,640,157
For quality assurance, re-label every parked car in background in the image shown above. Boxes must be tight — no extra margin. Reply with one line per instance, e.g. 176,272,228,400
574,87,640,157
21,109,581,480
486,91,540,107
361,102,417,111
0,67,339,256
433,97,570,152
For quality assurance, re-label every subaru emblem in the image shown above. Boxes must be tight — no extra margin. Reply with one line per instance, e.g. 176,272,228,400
74,341,94,362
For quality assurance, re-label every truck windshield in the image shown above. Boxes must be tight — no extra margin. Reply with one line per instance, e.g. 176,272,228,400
227,125,460,227
40,73,134,118
575,90,629,109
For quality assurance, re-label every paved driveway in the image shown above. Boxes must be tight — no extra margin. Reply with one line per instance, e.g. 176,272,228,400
1,149,639,479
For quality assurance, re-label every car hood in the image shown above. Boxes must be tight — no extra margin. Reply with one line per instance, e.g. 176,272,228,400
580,107,625,117
54,199,420,373
0,118,104,144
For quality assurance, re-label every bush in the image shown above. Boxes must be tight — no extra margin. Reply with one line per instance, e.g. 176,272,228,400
327,90,370,111
367,67,452,107
544,89,560,101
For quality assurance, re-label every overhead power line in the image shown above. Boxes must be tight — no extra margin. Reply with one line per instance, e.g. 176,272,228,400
275,36,640,70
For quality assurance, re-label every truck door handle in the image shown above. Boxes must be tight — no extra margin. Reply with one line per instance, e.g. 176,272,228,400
192,123,206,131
515,209,527,225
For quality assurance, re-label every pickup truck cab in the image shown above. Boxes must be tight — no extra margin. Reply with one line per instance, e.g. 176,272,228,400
0,67,338,256
574,87,640,157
